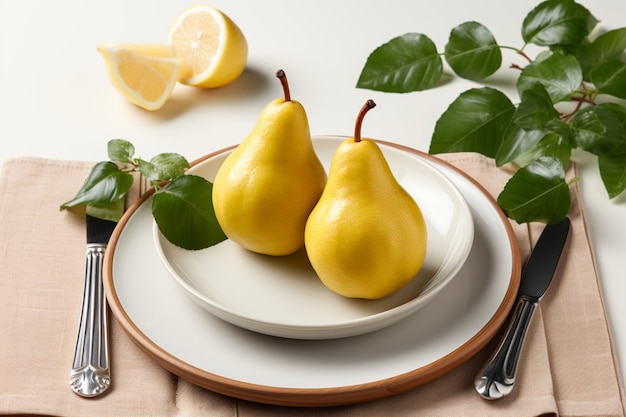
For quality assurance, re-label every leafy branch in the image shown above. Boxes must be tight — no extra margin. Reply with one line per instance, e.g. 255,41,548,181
60,139,226,250
357,0,626,224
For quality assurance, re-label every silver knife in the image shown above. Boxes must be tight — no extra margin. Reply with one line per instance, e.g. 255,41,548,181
69,214,116,397
474,217,570,400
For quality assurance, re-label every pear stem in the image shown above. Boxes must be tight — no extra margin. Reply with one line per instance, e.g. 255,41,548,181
276,69,291,102
354,99,376,142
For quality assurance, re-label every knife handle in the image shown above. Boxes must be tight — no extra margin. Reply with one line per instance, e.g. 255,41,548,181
474,295,537,400
69,243,111,397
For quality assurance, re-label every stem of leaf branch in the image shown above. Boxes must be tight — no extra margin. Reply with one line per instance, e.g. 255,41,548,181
560,97,584,122
500,45,534,64
516,49,533,64
561,83,597,122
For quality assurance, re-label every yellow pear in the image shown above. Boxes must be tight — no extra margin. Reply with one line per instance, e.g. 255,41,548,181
304,100,427,299
212,70,326,256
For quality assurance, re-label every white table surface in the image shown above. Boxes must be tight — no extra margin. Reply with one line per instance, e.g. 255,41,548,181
1,0,624,392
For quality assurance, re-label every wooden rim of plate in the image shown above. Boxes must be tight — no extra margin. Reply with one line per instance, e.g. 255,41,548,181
103,139,521,407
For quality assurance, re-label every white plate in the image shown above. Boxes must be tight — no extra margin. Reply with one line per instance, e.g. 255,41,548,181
104,139,521,406
152,136,474,339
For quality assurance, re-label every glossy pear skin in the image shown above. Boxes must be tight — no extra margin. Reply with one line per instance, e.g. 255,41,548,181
304,138,427,299
212,98,326,256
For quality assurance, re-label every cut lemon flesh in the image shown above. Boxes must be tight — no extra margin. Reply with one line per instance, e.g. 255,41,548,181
97,43,181,110
167,5,248,88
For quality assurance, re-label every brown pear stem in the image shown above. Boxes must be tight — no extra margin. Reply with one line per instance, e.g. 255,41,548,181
354,99,376,142
276,69,291,102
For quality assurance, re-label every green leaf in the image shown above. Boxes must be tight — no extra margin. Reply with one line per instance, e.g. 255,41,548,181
591,60,626,99
444,21,502,81
517,53,583,103
108,139,135,164
496,125,546,166
60,161,133,210
512,132,572,168
572,104,626,155
497,157,571,224
356,33,443,92
152,175,227,250
429,87,515,158
598,143,626,198
599,102,626,130
545,118,574,143
86,199,125,222
513,82,560,130
137,153,190,182
496,117,573,167
579,106,626,190
576,28,626,79
521,0,598,47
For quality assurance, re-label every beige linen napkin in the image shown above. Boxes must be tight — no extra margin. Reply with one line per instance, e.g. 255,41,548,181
0,155,624,417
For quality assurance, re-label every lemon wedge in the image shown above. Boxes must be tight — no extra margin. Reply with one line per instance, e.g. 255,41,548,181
97,43,181,111
167,5,248,88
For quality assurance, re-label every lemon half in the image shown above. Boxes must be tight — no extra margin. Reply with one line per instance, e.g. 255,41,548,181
97,43,181,111
167,5,248,88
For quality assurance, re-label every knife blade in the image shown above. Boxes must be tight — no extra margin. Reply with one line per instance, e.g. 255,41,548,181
474,217,570,400
69,214,117,397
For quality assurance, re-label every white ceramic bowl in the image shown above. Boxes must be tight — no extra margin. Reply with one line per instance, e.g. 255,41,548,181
152,136,474,339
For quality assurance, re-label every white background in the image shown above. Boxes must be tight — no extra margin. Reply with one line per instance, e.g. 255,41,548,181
1,0,624,389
